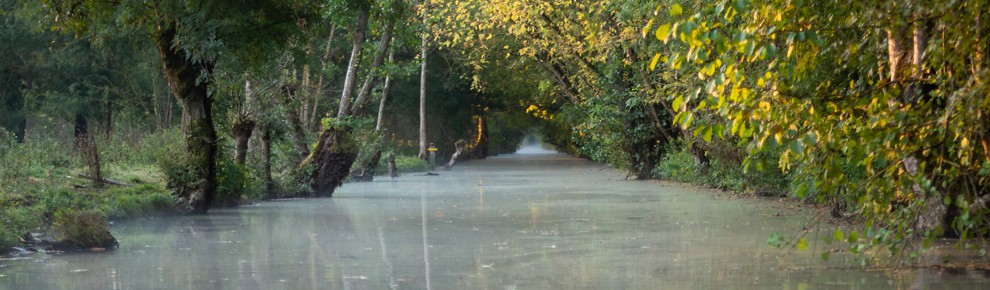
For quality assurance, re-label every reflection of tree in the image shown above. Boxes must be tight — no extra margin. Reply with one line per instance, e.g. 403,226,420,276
421,188,433,290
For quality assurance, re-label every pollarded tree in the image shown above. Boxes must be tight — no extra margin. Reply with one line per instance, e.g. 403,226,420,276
42,0,320,213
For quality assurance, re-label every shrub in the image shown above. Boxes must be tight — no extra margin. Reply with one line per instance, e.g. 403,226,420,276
380,154,432,174
656,141,788,195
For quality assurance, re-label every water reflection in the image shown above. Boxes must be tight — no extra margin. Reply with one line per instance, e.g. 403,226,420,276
1,151,989,289
421,185,432,290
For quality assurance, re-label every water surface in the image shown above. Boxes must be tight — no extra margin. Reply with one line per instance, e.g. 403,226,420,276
2,147,988,289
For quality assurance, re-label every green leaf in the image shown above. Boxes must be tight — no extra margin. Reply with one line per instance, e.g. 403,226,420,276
895,111,906,121
797,238,808,251
795,182,809,198
672,95,684,110
821,251,830,261
655,24,672,43
732,0,747,13
834,229,844,242
683,113,695,128
768,233,783,248
670,4,683,17
848,231,859,243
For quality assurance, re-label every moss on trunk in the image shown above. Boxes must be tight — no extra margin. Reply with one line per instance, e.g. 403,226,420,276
303,126,358,197
155,24,218,214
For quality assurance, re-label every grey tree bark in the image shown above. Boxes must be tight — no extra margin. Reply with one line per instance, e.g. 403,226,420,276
418,2,429,160
376,48,395,131
336,9,370,119
350,22,394,116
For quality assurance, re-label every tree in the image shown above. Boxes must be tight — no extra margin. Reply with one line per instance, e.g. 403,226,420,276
43,0,319,213
647,0,990,256
304,0,376,196
417,0,430,160
428,0,675,177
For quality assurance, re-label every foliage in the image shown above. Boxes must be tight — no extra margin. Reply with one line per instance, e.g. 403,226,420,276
657,140,788,194
646,0,990,260
101,184,180,219
379,154,432,174
0,129,74,187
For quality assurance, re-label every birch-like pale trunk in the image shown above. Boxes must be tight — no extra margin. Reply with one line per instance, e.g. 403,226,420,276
418,3,429,160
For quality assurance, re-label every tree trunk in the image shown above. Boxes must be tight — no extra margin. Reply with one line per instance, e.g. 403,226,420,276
470,114,488,159
889,17,946,235
336,8,370,119
611,49,664,180
261,126,275,199
418,2,429,160
74,113,88,148
302,6,370,195
348,25,395,183
234,80,257,166
444,140,466,170
376,49,395,131
232,119,255,166
155,24,218,214
304,126,358,196
74,113,103,188
279,84,310,164
349,148,382,182
103,92,112,140
350,22,394,116
310,24,337,132
388,152,398,178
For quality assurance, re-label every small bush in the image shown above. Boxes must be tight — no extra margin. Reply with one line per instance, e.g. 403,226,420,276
216,158,262,204
275,163,314,198
656,141,788,195
0,223,17,253
380,154,432,174
0,206,45,250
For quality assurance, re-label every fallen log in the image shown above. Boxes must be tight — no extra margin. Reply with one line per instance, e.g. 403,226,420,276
77,174,132,187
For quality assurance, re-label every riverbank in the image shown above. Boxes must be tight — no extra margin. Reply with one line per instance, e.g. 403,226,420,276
0,130,433,255
654,149,990,270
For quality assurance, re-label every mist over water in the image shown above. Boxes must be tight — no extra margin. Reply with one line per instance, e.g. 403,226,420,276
2,152,989,289
511,135,559,155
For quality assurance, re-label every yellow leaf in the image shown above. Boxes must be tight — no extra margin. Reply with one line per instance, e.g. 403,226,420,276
649,53,662,71
642,19,655,38
655,24,671,43
670,4,683,16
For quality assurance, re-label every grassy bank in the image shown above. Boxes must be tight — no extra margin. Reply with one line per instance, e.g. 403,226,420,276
0,130,184,252
0,128,437,252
